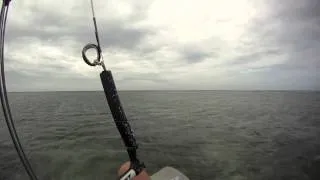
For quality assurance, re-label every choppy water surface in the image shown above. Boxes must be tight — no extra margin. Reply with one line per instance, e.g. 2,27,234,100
0,91,320,180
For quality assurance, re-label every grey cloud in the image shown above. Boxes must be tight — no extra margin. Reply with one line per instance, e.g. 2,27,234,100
227,49,282,66
270,0,320,70
234,0,320,70
4,1,164,91
268,0,320,24
7,21,154,51
3,0,320,91
6,54,73,76
4,58,88,90
135,46,159,57
118,72,167,83
5,70,101,92
256,67,320,90
179,46,212,64
216,0,320,91
98,23,154,50
7,3,155,51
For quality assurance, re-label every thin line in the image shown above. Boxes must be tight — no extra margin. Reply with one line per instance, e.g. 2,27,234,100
0,2,38,180
90,0,95,18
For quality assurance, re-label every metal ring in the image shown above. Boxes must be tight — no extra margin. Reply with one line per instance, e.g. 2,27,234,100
82,43,101,66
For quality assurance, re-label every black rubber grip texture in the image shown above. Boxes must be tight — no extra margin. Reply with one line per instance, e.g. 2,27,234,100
4,0,11,6
100,70,137,148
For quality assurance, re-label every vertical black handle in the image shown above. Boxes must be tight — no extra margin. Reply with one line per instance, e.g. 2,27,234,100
100,70,137,148
100,70,145,176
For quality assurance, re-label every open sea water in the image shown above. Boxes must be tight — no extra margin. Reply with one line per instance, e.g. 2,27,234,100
0,91,320,180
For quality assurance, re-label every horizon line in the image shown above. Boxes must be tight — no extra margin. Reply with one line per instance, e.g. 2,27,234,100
7,89,320,93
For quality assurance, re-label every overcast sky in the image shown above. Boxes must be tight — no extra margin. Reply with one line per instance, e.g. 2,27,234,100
3,0,320,91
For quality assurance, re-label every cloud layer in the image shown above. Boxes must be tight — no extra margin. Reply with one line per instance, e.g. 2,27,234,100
4,0,320,91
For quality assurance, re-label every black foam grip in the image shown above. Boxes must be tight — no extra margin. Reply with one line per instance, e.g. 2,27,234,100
100,70,137,148
4,0,11,6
